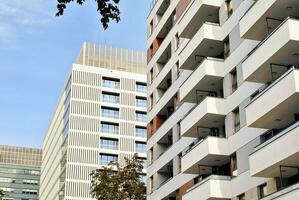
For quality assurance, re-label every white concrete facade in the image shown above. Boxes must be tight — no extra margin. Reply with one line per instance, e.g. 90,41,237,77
40,43,147,200
147,0,299,199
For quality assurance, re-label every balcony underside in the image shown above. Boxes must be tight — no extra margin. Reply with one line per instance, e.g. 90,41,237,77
240,0,299,40
250,124,299,178
180,39,223,70
179,0,221,38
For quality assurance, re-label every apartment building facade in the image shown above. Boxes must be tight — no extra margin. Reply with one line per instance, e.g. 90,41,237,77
147,0,299,199
0,145,42,200
40,43,147,200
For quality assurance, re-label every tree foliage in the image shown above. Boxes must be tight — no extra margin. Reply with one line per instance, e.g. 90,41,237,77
0,189,4,200
56,0,121,29
90,154,146,200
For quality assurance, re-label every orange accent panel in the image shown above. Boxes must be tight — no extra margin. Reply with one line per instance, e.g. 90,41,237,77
179,179,194,200
176,0,191,21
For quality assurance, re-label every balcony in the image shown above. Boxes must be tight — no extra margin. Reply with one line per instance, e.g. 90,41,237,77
178,0,222,39
249,120,299,178
183,175,232,200
246,68,299,129
240,0,299,40
261,182,299,200
180,97,226,138
181,136,229,174
179,23,224,70
242,18,299,83
179,58,224,103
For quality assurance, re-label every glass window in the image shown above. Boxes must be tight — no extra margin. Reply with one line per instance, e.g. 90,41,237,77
135,142,146,153
258,183,268,198
0,178,15,183
135,127,147,138
100,138,118,150
141,175,147,185
136,82,147,93
22,189,38,195
100,154,118,165
136,112,147,123
233,108,240,133
102,92,119,103
136,97,147,108
237,193,245,200
102,78,120,89
23,179,39,185
101,107,119,119
101,122,119,134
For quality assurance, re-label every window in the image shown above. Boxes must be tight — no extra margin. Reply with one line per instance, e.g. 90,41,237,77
258,183,268,198
141,175,147,185
100,138,118,150
226,0,233,17
22,189,38,195
135,142,146,153
24,170,40,176
230,153,237,175
149,69,154,84
237,193,245,200
23,179,38,185
136,97,147,108
224,36,230,59
101,107,119,119
136,82,147,93
101,122,119,134
233,108,240,133
100,154,118,165
230,68,238,93
102,92,119,103
139,158,147,169
135,127,147,138
0,178,15,183
102,77,120,89
136,112,147,123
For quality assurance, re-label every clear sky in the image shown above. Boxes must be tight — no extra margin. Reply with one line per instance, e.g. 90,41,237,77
0,0,151,148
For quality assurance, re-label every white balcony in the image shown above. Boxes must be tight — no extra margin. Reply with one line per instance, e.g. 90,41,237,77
181,137,229,174
242,18,299,83
183,175,232,200
249,121,299,177
179,58,224,103
178,0,223,38
261,183,299,200
240,0,299,40
246,69,299,129
180,97,227,138
179,23,224,70
147,173,197,200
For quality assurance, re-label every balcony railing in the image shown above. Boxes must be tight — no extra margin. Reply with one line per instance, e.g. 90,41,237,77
246,66,297,108
242,16,293,64
254,120,299,153
182,134,225,157
185,175,231,195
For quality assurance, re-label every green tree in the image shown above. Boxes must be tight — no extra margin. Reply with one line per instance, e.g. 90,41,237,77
90,154,146,200
0,189,4,200
56,0,121,29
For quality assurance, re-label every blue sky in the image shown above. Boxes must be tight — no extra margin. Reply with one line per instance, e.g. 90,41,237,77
0,0,151,148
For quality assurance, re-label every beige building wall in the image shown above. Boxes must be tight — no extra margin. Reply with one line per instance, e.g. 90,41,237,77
40,44,147,200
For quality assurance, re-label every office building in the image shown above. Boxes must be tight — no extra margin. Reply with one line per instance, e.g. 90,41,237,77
40,42,147,200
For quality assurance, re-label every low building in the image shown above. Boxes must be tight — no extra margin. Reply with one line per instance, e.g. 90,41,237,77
0,145,42,200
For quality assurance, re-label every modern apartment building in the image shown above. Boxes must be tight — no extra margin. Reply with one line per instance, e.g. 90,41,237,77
0,145,42,200
147,0,299,199
40,43,147,200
